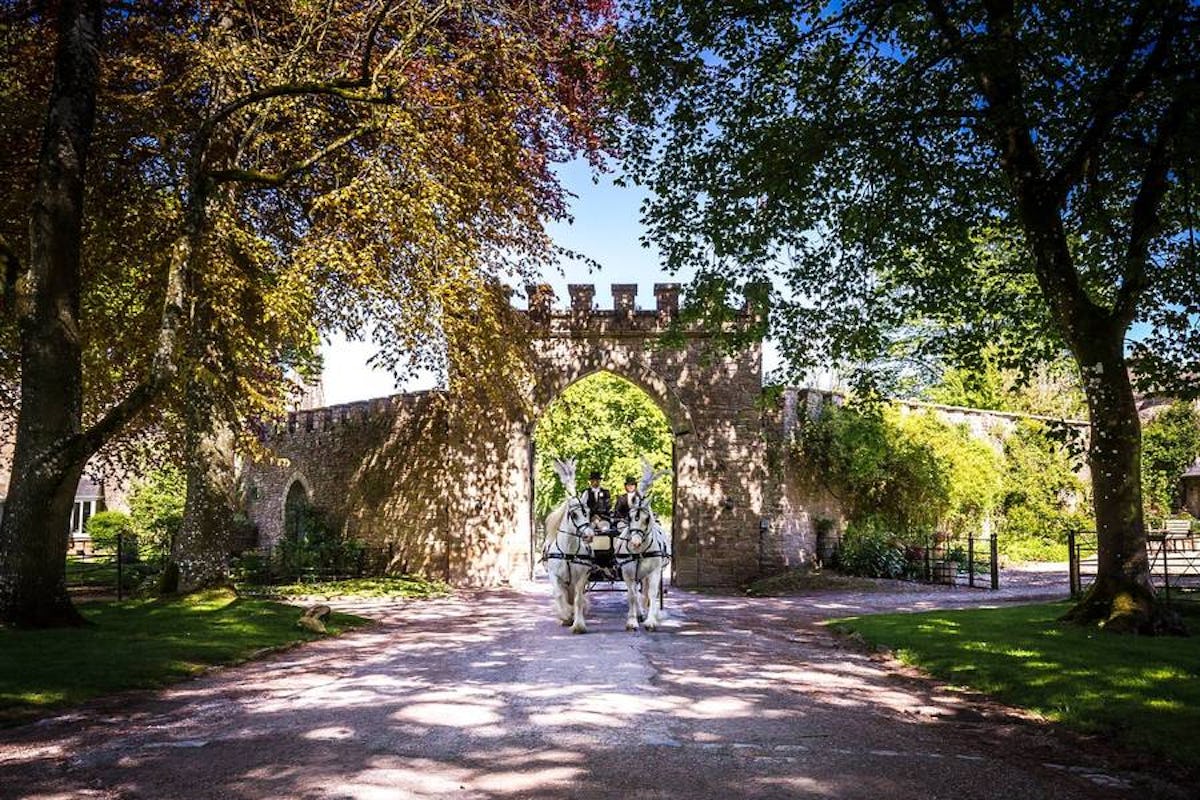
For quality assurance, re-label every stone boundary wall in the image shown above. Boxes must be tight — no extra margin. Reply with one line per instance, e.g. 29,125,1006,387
244,282,769,588
759,388,1094,573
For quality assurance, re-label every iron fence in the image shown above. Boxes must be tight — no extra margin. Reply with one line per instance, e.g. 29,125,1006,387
1069,529,1200,597
66,536,404,597
233,543,399,585
65,533,164,600
917,531,1000,590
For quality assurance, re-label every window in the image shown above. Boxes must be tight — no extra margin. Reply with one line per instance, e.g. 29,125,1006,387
70,499,97,536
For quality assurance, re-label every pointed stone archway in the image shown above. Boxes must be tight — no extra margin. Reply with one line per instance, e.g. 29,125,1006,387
513,283,768,586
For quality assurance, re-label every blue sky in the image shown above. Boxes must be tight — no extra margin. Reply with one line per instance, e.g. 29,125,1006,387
321,158,709,404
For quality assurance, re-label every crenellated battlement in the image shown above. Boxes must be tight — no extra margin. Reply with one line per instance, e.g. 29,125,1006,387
265,390,443,439
521,282,762,333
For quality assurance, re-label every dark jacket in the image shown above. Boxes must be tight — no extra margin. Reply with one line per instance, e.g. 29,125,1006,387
583,485,611,519
613,491,642,524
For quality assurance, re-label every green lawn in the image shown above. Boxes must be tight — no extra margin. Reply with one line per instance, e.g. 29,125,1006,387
0,589,369,724
66,556,158,590
240,575,451,600
829,600,1200,772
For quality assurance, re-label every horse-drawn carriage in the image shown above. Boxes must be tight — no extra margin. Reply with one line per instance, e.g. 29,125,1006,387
582,517,668,598
542,458,670,634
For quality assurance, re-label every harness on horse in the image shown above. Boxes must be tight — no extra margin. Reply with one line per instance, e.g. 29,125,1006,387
612,525,670,582
541,503,595,584
539,493,670,586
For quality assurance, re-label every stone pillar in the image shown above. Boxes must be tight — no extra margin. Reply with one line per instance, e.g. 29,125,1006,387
568,284,595,312
526,283,554,320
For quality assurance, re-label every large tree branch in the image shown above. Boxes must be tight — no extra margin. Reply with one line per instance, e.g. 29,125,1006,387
925,0,1102,336
201,80,390,141
361,0,397,82
201,1,450,143
1112,85,1195,325
1050,1,1183,197
207,123,379,187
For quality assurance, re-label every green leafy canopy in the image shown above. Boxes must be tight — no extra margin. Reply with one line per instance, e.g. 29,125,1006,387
614,1,1200,391
533,372,673,521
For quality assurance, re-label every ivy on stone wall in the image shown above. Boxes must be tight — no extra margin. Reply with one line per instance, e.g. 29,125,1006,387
797,405,949,538
998,421,1091,561
799,404,1089,569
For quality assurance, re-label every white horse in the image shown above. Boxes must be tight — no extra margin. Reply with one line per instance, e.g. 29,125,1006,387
543,458,596,634
615,458,671,631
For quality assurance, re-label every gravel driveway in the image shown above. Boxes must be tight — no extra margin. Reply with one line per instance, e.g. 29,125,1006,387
0,568,1190,799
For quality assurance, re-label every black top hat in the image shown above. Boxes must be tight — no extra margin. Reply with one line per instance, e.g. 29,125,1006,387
624,476,637,486
588,470,602,480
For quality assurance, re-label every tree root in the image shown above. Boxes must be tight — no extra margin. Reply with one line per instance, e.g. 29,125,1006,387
1061,586,1188,636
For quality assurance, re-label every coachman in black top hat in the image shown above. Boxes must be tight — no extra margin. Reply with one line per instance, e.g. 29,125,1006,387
583,470,611,520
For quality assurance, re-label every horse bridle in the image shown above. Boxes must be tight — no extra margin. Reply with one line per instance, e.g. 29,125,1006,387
619,501,654,547
558,499,594,544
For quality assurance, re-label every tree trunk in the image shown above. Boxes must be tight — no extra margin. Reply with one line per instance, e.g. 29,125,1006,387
1062,332,1185,634
0,0,102,628
164,383,239,594
0,458,87,627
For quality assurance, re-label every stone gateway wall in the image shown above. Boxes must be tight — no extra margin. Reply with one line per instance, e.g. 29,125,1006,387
242,286,1094,588
244,283,770,587
245,391,533,585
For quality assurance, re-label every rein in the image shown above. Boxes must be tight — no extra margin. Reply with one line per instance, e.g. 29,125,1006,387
543,501,595,577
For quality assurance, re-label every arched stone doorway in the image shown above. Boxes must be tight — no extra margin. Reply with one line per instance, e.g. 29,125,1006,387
530,370,676,579
283,477,311,542
515,283,767,587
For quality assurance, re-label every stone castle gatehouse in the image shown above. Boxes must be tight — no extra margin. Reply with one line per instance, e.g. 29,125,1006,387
242,283,1092,587
244,284,773,587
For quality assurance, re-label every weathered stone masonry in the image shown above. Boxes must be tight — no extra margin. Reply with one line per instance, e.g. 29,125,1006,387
242,287,1102,588
244,283,772,587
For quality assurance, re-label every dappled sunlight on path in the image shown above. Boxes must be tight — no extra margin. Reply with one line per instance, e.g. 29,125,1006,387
0,574,1183,799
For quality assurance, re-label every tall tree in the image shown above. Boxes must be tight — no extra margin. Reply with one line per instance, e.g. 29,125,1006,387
0,0,614,624
616,1,1199,632
0,0,104,626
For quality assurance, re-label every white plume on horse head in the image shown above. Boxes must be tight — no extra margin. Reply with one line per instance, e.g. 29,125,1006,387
637,455,670,498
552,457,578,494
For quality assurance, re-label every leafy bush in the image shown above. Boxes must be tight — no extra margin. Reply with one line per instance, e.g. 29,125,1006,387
892,410,1003,537
798,405,948,537
230,551,272,585
802,402,1094,566
998,420,1090,561
273,506,364,581
799,404,1002,546
832,520,908,579
85,511,137,559
127,467,186,562
1141,402,1200,516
